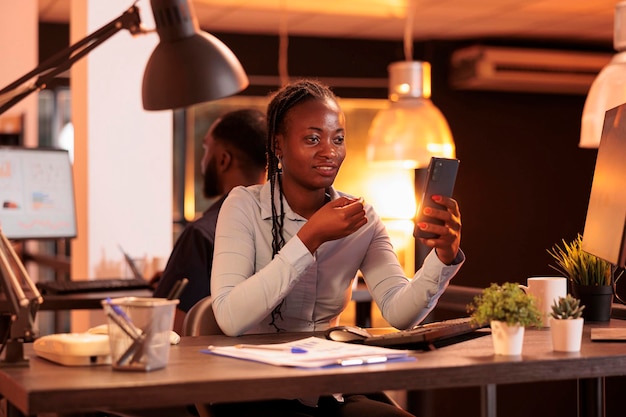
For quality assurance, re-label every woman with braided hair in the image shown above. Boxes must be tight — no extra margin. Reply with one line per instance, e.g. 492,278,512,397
210,79,464,416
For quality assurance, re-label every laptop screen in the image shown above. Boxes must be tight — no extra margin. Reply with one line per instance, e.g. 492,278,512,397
0,146,77,240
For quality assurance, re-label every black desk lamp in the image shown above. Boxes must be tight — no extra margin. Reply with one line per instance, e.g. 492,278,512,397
0,0,249,116
0,0,248,364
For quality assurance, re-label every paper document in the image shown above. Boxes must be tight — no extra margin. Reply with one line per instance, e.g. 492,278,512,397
203,336,412,368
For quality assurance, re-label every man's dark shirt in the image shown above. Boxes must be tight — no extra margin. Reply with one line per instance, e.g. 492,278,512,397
153,194,227,312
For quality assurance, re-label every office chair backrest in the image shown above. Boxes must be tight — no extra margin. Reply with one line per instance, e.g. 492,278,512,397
182,297,222,417
182,296,224,336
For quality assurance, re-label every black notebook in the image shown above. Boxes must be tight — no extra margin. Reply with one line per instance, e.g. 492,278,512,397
36,277,151,295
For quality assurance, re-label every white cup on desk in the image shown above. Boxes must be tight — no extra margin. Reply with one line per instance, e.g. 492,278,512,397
519,277,567,327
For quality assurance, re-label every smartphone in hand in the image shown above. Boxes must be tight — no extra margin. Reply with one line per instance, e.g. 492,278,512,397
414,157,460,239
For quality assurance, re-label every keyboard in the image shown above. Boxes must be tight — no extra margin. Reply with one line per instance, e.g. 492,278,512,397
36,278,152,295
362,317,488,350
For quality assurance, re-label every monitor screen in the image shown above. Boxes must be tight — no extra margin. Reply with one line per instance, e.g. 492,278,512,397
582,103,626,268
0,146,77,240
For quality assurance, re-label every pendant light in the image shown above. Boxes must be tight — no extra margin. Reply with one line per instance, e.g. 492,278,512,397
580,1,626,148
366,0,455,168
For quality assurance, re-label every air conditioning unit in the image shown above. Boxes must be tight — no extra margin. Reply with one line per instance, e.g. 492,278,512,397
450,45,612,95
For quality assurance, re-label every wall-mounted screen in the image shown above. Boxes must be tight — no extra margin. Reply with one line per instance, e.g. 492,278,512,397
0,146,77,240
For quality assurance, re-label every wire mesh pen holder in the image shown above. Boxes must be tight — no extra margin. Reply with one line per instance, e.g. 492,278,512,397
102,297,178,371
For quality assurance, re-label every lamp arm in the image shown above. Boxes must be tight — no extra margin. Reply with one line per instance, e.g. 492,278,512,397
0,227,41,364
0,232,42,306
0,244,22,316
0,4,143,116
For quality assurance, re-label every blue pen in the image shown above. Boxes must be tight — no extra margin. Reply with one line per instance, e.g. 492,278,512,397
234,344,308,354
104,298,142,339
103,298,147,365
105,297,133,322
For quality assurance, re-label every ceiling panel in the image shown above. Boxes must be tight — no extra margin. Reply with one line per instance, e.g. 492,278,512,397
37,0,622,45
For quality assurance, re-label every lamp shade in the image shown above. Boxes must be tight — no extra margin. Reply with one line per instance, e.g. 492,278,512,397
367,61,455,168
142,0,249,110
580,1,626,148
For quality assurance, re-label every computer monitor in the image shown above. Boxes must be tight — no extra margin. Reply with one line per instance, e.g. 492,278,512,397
0,146,77,240
581,103,626,268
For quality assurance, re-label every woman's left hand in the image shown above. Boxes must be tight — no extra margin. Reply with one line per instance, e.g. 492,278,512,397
415,195,461,265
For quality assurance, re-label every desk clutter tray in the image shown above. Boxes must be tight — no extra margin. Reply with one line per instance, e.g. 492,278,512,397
33,333,112,366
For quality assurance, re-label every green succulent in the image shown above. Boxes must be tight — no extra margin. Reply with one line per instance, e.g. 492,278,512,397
550,294,585,320
467,282,543,328
547,234,612,286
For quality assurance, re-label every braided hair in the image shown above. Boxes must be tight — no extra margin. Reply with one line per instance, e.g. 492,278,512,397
265,79,339,331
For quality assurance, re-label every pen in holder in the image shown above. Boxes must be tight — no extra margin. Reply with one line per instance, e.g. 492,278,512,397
102,299,144,366
102,297,178,371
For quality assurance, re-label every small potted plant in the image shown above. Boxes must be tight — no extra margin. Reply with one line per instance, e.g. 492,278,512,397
467,283,542,356
550,294,585,352
547,234,613,321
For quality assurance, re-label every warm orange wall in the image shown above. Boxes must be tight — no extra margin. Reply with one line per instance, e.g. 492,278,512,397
0,2,38,146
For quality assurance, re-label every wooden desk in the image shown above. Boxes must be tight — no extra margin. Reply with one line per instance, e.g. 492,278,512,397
1,322,626,417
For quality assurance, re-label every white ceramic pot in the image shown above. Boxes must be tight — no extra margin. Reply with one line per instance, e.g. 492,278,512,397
490,320,525,356
551,317,584,352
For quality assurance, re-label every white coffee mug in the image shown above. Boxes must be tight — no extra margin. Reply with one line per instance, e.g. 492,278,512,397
519,277,567,327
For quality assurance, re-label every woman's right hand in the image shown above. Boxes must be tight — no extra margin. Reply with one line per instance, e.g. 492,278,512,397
297,197,367,253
